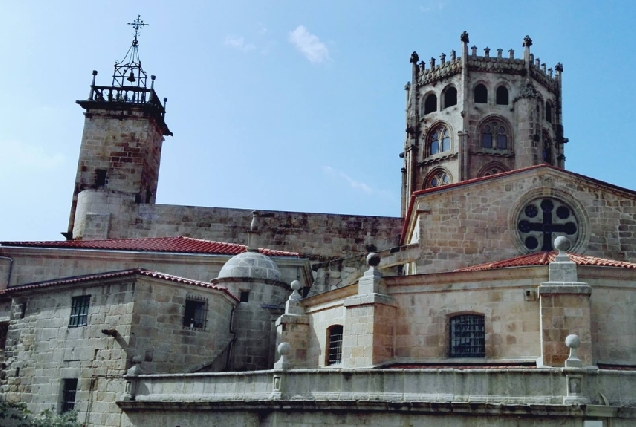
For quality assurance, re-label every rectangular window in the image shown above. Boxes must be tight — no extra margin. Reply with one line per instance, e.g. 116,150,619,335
327,325,344,365
183,296,207,329
69,295,90,328
0,322,8,350
61,378,78,413
449,314,485,357
239,290,250,303
95,169,107,188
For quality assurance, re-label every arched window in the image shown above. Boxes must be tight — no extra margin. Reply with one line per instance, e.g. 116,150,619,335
428,126,451,156
425,168,451,188
478,163,508,177
424,94,437,115
480,119,509,150
449,314,485,357
327,325,343,365
546,102,553,123
444,86,457,109
496,86,508,105
474,84,488,103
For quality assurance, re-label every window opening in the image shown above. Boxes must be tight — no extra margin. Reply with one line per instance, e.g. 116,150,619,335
474,84,488,103
424,94,437,114
429,126,451,156
69,295,90,328
444,87,457,108
425,169,451,188
481,120,508,150
0,322,8,350
546,102,553,123
61,378,78,413
327,325,343,365
183,296,207,329
449,314,485,357
496,86,508,105
95,169,107,188
239,291,250,303
517,198,578,252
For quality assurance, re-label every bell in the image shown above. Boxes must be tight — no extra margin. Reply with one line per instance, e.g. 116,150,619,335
127,71,136,83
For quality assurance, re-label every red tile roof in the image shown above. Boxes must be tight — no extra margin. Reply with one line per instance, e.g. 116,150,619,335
0,236,299,257
1,268,239,301
456,252,636,272
399,164,636,245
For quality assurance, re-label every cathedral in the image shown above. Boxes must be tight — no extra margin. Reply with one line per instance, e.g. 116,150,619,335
1,24,636,427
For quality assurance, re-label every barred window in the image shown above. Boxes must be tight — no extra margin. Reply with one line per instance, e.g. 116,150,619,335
428,126,451,156
69,295,90,328
61,378,78,413
183,296,207,329
327,325,343,365
449,314,485,357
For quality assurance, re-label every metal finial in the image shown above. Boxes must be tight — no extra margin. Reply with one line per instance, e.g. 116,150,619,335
127,15,148,47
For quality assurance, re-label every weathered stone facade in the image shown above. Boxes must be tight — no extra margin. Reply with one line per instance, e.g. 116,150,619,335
3,29,636,427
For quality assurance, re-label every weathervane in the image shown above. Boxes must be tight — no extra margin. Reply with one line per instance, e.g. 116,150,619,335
128,14,148,47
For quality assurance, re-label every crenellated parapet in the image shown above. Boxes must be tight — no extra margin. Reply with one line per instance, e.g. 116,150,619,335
416,57,462,86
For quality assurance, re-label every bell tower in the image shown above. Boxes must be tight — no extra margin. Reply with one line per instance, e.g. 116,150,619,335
66,16,172,239
401,32,566,217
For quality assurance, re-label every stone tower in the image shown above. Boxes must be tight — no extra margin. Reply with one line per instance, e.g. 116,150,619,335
66,16,171,239
400,32,566,216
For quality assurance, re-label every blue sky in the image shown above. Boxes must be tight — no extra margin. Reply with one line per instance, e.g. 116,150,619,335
1,1,635,241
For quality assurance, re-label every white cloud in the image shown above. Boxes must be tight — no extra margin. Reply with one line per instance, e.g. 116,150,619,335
420,1,445,12
0,140,65,174
323,166,373,195
223,36,256,52
288,25,330,64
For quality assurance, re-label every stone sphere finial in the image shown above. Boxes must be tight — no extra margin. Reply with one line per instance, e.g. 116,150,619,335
278,342,291,357
291,280,301,292
367,252,381,267
565,334,581,349
554,236,571,253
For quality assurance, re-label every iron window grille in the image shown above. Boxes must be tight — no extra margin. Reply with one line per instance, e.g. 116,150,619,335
61,378,78,413
449,314,485,357
69,295,90,328
183,295,207,330
327,325,344,365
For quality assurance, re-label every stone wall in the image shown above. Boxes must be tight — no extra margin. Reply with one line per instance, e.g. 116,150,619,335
405,167,636,274
129,277,236,374
2,279,135,426
0,247,309,290
73,190,404,260
120,368,636,426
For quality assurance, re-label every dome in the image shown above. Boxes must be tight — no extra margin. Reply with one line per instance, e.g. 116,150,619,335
217,251,282,282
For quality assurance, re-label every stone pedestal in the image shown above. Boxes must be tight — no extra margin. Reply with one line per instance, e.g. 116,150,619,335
342,254,396,368
537,250,593,367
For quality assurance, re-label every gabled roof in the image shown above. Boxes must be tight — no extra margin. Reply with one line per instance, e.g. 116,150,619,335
0,236,299,257
456,252,636,272
400,164,636,244
1,268,239,301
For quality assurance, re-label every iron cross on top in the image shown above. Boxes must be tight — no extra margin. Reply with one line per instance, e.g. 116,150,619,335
128,15,148,46
518,198,577,251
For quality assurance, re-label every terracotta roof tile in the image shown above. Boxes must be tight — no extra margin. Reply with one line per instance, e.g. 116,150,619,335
0,236,299,257
456,251,636,272
1,268,239,301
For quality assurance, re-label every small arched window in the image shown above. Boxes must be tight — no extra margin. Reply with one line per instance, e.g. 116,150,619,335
480,119,509,150
543,131,553,165
478,163,508,177
474,84,488,103
444,86,457,109
449,314,485,358
429,126,451,156
424,94,437,115
546,102,553,123
496,86,508,105
425,168,451,188
327,325,343,365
